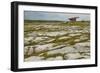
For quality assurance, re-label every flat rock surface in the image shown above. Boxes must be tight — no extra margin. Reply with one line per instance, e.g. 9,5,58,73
24,21,90,62
25,56,44,62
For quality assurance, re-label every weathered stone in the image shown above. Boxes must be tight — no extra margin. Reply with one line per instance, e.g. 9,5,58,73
81,52,90,56
58,36,69,40
82,56,90,59
74,39,80,42
25,56,44,62
24,22,90,61
46,57,55,61
79,36,88,40
45,39,55,43
24,46,29,55
27,46,34,55
64,53,82,59
24,37,34,44
33,37,48,42
35,43,54,52
24,37,34,41
46,56,63,61
47,46,77,55
55,56,63,60
69,33,81,37
74,42,90,52
45,31,67,36
28,32,37,37
75,42,90,47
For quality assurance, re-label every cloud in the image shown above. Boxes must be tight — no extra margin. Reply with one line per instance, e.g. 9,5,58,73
24,11,90,21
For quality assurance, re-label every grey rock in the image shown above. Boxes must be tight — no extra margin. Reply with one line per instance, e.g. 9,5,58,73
25,56,44,62
74,42,90,52
47,46,77,55
64,53,82,60
46,56,63,61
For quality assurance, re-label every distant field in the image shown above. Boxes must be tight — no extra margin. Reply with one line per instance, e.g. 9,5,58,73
24,20,90,62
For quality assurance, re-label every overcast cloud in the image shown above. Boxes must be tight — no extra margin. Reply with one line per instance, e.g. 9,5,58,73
24,11,90,21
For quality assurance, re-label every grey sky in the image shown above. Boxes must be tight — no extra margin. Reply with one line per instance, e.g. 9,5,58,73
24,11,90,21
